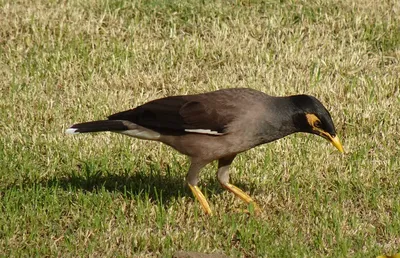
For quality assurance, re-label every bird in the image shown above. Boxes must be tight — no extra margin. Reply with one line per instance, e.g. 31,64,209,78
66,88,343,215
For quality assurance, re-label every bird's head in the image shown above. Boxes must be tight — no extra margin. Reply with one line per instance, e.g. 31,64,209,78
290,95,344,153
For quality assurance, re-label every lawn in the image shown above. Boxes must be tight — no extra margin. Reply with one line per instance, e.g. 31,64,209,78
1,0,399,257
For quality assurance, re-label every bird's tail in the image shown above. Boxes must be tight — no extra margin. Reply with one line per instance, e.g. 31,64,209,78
65,120,130,134
65,120,161,140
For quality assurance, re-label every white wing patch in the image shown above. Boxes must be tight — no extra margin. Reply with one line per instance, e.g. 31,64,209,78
185,129,224,135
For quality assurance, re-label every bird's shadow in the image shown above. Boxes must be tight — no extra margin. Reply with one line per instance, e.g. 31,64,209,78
40,160,238,208
46,170,189,206
7,159,256,210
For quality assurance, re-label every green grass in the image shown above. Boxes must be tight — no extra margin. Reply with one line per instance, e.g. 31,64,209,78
1,0,400,257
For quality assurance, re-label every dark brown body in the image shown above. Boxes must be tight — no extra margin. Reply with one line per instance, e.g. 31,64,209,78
112,88,298,161
67,88,342,215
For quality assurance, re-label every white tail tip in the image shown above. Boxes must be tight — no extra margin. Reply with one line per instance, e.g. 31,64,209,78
65,128,78,134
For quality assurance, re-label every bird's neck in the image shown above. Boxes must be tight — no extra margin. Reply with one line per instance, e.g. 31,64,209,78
249,99,295,145
264,96,307,142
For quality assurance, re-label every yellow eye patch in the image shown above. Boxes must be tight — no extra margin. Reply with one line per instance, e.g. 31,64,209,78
305,113,321,128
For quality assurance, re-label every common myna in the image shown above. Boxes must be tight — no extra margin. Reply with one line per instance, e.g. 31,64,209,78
66,88,343,215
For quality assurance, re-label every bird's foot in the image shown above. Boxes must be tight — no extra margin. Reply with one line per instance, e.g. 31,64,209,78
188,184,213,216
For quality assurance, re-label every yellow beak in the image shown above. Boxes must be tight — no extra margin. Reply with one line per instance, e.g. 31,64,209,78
315,128,344,153
330,135,344,153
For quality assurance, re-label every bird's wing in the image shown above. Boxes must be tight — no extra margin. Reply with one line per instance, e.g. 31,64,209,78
107,95,236,135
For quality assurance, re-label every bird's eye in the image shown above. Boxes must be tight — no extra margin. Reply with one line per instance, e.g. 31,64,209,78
314,120,321,128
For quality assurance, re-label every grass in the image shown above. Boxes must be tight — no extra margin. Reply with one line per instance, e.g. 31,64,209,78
1,0,399,257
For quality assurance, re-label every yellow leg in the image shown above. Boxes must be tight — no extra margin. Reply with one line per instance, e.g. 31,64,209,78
188,184,213,215
223,183,261,214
